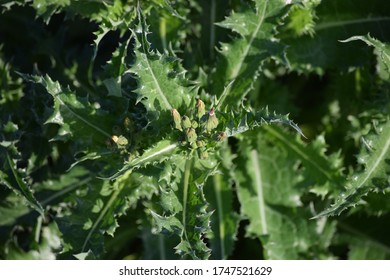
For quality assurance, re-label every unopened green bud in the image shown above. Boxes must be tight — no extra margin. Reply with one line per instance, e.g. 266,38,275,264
185,128,197,143
196,99,206,118
205,108,219,132
191,120,198,129
182,115,192,129
191,142,198,149
196,140,205,147
171,109,182,130
116,135,129,146
200,150,208,160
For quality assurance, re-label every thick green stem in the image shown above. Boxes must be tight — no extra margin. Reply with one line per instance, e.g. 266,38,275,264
181,157,193,250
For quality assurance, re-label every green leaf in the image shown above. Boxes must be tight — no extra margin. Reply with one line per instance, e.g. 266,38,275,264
128,5,193,121
23,74,112,139
0,148,44,216
204,142,240,260
141,222,181,260
104,139,179,180
341,35,390,81
221,107,304,138
314,119,390,218
20,74,126,173
57,168,158,257
32,0,70,23
103,37,131,97
4,222,61,260
283,0,390,73
0,192,30,227
212,0,291,110
235,131,336,259
151,155,217,259
263,126,345,196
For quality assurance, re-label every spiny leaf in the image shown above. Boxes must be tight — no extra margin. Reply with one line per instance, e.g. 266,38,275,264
103,139,179,180
0,119,44,216
20,74,127,174
57,168,158,257
151,155,217,259
21,74,114,141
128,5,193,121
0,149,44,216
263,125,345,196
221,107,304,138
103,37,131,97
314,119,390,218
341,35,390,80
212,0,291,110
204,142,240,260
283,0,390,73
235,132,336,259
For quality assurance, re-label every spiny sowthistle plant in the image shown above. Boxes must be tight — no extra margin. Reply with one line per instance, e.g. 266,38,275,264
1,0,390,260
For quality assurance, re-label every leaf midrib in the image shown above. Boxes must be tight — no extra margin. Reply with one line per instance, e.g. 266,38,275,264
355,132,390,190
315,16,390,31
251,149,267,235
213,174,226,258
229,0,269,81
54,93,111,138
265,126,333,181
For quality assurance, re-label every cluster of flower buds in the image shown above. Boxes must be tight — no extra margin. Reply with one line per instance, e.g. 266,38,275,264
171,99,226,160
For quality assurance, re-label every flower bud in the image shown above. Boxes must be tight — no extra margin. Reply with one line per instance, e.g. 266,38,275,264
200,150,208,160
191,120,199,129
181,115,192,129
196,99,206,119
116,135,129,146
171,109,182,130
185,128,197,143
196,140,205,147
205,108,219,132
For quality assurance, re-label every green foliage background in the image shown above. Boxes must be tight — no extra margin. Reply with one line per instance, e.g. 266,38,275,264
0,0,390,260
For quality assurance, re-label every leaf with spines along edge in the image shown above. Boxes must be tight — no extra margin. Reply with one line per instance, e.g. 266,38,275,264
0,146,44,216
128,4,193,126
235,131,337,259
262,125,345,197
314,119,390,218
282,0,390,74
220,106,304,138
20,74,127,175
102,139,179,180
103,37,131,98
0,119,44,216
340,35,390,81
57,167,158,258
150,154,217,259
204,142,240,260
212,0,292,110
